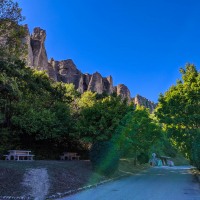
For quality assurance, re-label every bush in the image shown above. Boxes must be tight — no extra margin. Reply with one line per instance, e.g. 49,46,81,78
90,140,120,176
137,153,149,164
162,140,177,158
192,133,200,170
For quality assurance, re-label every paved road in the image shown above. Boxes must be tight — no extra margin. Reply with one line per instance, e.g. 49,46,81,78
59,166,200,200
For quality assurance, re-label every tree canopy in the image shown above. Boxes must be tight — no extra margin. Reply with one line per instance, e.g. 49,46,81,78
0,0,26,59
0,0,187,173
114,106,163,160
0,0,24,22
156,64,200,163
77,95,132,142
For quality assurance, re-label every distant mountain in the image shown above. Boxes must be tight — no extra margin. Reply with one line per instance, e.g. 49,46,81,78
24,26,156,112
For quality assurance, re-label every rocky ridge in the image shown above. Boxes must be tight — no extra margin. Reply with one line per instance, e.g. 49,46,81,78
25,26,156,111
133,95,157,113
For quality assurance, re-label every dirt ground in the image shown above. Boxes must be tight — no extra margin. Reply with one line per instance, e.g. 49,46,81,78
0,159,148,199
0,160,104,199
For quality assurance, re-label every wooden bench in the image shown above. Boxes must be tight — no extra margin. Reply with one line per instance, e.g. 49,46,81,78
4,150,34,161
60,152,80,160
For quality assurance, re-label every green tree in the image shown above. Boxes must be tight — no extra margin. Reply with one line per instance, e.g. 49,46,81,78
0,57,76,156
0,0,24,22
0,59,25,128
78,91,97,108
0,0,26,59
77,95,131,142
114,106,162,161
0,1,81,157
156,64,200,160
52,83,80,104
192,130,200,170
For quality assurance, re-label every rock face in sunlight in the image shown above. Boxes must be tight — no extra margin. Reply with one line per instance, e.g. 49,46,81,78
48,59,114,95
25,26,117,96
25,26,58,81
114,84,131,102
30,27,49,71
87,72,114,94
133,94,157,113
24,26,156,111
49,58,82,87
23,25,33,67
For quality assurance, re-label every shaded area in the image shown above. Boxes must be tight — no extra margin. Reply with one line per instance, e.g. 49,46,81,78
0,167,27,197
60,166,200,200
0,160,104,198
0,159,149,198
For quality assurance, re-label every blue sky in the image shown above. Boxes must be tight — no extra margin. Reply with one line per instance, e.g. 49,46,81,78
18,0,200,102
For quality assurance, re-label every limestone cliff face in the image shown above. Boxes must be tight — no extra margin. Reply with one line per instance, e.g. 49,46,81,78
82,73,92,92
50,59,82,88
31,27,49,71
47,60,114,95
24,26,157,111
115,84,131,101
23,25,33,67
133,95,157,113
87,74,113,94
87,72,104,94
25,27,116,95
104,76,114,94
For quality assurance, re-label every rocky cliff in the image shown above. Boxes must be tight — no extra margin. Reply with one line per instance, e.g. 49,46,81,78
114,84,131,102
133,95,157,113
25,26,156,111
25,27,128,98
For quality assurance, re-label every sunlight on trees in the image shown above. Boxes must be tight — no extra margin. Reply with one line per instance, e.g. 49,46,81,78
156,64,200,168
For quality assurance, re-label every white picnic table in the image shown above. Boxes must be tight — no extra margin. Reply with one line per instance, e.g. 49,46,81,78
4,150,34,161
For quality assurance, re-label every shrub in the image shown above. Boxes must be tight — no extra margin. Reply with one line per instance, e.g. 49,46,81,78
137,153,149,164
90,140,120,176
162,140,177,158
192,133,200,170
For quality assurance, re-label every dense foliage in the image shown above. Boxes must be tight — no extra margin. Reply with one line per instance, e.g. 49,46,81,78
0,59,76,157
192,131,200,170
90,140,120,176
1,0,191,175
0,0,24,22
156,64,200,167
114,107,164,163
77,95,132,142
0,0,26,59
0,56,167,167
0,57,133,159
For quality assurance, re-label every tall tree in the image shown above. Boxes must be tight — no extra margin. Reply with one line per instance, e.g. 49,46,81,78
78,91,97,108
77,95,131,142
0,0,25,59
0,58,75,156
114,106,162,160
156,64,200,159
0,0,24,22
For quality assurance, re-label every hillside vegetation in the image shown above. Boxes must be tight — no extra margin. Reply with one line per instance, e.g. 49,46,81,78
0,0,199,173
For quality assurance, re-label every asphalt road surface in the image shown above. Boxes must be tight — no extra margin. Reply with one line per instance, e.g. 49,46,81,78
59,166,200,200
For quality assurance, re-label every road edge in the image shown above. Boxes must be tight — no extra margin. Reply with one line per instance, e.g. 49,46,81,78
47,165,150,200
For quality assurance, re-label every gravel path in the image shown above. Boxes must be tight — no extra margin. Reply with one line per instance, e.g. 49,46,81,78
23,168,50,200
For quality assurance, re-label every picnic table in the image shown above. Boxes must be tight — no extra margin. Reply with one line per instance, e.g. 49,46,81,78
4,150,34,161
160,156,174,166
60,152,80,160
